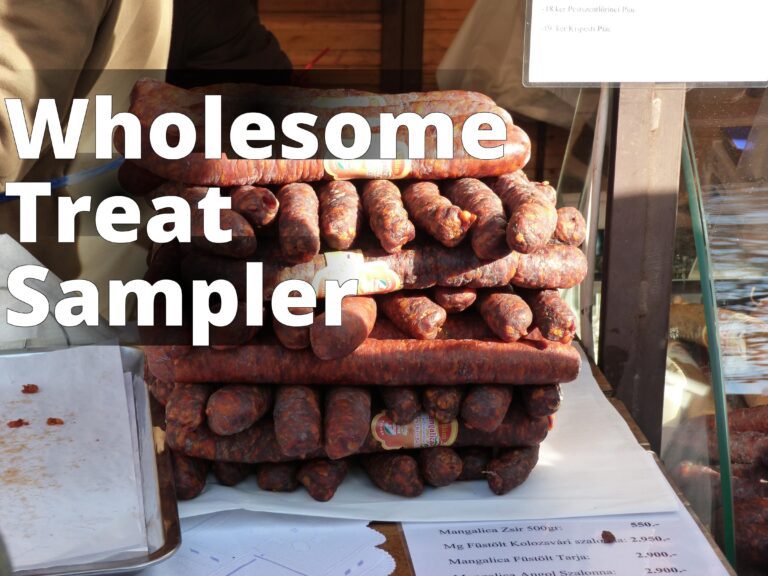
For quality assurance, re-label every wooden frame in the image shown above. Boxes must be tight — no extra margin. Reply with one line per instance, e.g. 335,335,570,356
380,0,425,92
599,85,686,453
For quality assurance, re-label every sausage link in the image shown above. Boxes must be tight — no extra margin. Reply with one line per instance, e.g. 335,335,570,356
492,172,557,205
379,292,447,340
277,183,321,263
324,387,371,460
147,337,582,386
273,386,322,458
171,450,209,500
419,447,463,487
310,296,377,360
257,462,300,492
147,378,176,407
554,207,586,247
519,384,562,418
166,384,212,431
461,386,513,433
486,445,540,495
297,459,349,502
362,453,424,497
206,385,273,436
493,172,557,254
318,181,362,250
478,291,532,342
272,306,313,350
210,302,260,349
520,289,576,344
230,185,279,228
380,387,422,425
189,201,258,259
444,178,509,260
511,244,588,290
213,461,251,486
433,287,477,314
361,180,416,253
423,386,463,424
402,181,476,247
457,447,492,481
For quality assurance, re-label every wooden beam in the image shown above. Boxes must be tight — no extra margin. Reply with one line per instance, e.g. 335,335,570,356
380,0,425,92
599,85,686,453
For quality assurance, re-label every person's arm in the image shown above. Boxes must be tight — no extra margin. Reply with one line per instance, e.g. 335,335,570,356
167,0,291,87
0,0,111,189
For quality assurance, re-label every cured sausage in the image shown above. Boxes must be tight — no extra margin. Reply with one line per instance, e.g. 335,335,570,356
212,461,251,486
121,79,530,186
511,244,588,290
493,172,557,254
297,459,349,501
166,404,548,464
277,183,321,264
735,519,768,568
181,243,520,301
117,160,165,197
457,447,492,481
317,181,362,250
310,297,377,360
361,180,415,253
230,185,279,229
456,405,549,448
166,384,212,431
520,289,576,344
147,337,581,386
402,181,475,247
324,387,371,460
380,387,421,425
362,453,424,497
419,447,463,487
492,172,557,205
478,291,532,342
257,462,300,492
705,405,768,434
190,201,258,259
378,292,447,340
147,378,176,406
205,385,273,436
369,314,496,341
519,384,562,418
274,386,322,458
486,445,540,495
422,386,463,424
460,386,513,432
554,207,586,247
444,178,509,260
210,302,260,349
433,287,477,314
273,306,313,350
171,450,209,500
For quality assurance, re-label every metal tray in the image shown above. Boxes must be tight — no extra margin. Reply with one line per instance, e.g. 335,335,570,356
11,347,180,576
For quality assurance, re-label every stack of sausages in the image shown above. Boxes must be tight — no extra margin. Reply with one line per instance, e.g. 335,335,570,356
122,79,589,502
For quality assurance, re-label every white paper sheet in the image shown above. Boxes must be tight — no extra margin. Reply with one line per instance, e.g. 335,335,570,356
178,346,677,522
0,345,147,571
402,485,731,576
140,510,394,576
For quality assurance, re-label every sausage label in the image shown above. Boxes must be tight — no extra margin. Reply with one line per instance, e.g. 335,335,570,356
371,411,458,450
311,251,402,297
324,158,412,181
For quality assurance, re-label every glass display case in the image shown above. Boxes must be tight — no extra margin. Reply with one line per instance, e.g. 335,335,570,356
661,87,768,575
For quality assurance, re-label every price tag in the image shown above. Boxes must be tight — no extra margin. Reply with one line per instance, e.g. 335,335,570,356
403,505,730,575
526,0,768,84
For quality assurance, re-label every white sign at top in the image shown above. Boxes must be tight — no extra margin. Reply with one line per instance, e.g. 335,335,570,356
526,0,768,84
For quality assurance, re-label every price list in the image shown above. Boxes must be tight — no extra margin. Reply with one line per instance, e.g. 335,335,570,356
403,508,731,576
